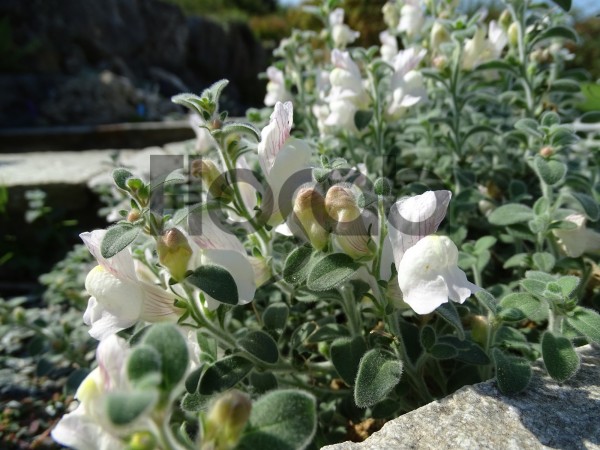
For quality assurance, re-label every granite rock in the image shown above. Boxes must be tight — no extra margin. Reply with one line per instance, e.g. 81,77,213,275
323,345,600,450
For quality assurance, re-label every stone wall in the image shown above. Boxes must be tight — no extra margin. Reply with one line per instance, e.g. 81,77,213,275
0,0,267,127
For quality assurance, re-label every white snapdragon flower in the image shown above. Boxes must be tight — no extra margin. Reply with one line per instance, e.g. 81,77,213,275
264,66,292,107
462,21,507,70
324,50,369,131
258,101,312,225
189,113,217,154
387,191,480,314
387,48,427,118
553,213,600,258
329,8,360,49
398,0,424,38
81,230,181,340
380,31,398,63
51,336,143,450
183,212,259,309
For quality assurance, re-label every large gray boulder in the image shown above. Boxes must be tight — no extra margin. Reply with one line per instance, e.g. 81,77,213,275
323,345,600,449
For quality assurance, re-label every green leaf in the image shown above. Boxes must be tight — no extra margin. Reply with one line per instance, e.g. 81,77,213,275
430,343,458,359
437,336,490,365
541,332,580,382
354,110,373,130
556,275,579,297
143,324,189,391
420,325,436,350
514,118,542,138
498,307,526,322
306,253,360,292
474,59,518,74
127,345,162,386
199,355,253,395
488,204,534,226
552,0,571,11
503,253,529,269
520,278,547,297
238,331,279,364
530,26,578,48
262,303,289,330
330,336,367,386
500,293,548,322
237,390,317,450
532,252,555,272
181,392,210,412
307,324,350,343
580,111,600,124
474,236,497,254
570,192,600,221
283,246,313,285
534,156,566,186
186,265,238,305
493,349,532,395
185,367,203,394
220,122,261,141
354,349,403,408
565,307,600,343
249,371,278,393
475,290,497,314
106,391,158,426
112,168,134,190
436,302,465,340
541,111,561,127
101,224,141,258
201,79,229,103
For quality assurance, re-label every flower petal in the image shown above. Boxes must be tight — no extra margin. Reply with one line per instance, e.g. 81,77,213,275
80,230,136,281
139,283,180,323
258,101,293,176
388,190,451,268
51,408,125,450
96,335,129,391
186,213,246,255
400,275,449,315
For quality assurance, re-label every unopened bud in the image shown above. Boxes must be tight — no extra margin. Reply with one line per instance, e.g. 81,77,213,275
508,22,519,47
192,159,230,200
430,22,450,53
539,146,554,158
499,10,512,30
12,307,26,324
325,186,360,222
294,187,329,251
127,209,141,223
210,118,223,130
433,55,448,70
157,228,192,281
470,315,489,347
128,431,157,450
204,390,252,450
382,1,400,29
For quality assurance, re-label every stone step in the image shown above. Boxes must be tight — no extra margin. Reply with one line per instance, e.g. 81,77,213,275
322,344,600,450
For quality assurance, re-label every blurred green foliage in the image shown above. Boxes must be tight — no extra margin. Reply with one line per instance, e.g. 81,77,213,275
571,17,600,81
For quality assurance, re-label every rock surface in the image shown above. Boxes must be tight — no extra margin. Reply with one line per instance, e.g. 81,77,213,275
323,345,600,450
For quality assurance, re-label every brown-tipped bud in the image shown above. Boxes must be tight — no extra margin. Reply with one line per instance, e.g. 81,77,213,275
127,208,142,223
192,159,230,200
294,187,329,251
539,146,554,158
325,186,374,260
210,118,223,130
432,55,448,70
157,228,192,281
325,186,360,223
204,390,252,450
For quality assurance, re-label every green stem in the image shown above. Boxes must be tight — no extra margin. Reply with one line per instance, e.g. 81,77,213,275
338,284,361,337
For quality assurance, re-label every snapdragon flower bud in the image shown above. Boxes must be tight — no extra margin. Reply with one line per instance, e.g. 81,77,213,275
192,159,231,201
127,208,141,223
430,22,449,53
203,390,252,450
294,187,329,251
157,228,192,281
325,186,374,259
508,22,519,47
539,146,554,158
382,1,400,29
499,10,512,30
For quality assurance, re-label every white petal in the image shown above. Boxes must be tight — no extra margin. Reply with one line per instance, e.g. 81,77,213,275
139,283,180,323
85,266,144,323
52,408,124,450
443,266,480,304
258,101,293,176
400,275,449,315
88,309,136,341
201,249,256,305
186,213,246,255
329,8,344,26
80,230,137,281
96,335,129,391
388,190,451,267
